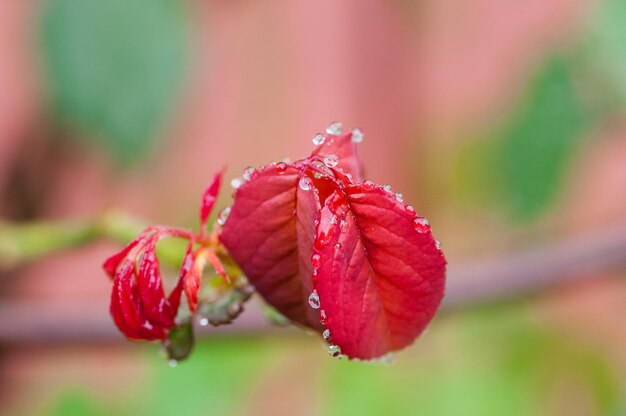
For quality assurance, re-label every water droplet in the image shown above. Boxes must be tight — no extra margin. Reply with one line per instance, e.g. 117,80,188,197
323,329,332,341
168,359,178,368
323,153,339,168
351,128,364,143
308,290,320,309
241,284,256,295
383,184,392,192
405,205,416,216
395,193,404,202
334,243,342,250
435,240,442,250
413,217,430,233
230,178,243,189
275,161,287,174
311,253,321,269
243,167,256,181
320,310,328,325
198,317,209,327
362,180,374,191
328,344,342,357
340,220,347,231
312,133,326,146
326,121,343,135
299,176,312,191
228,302,242,316
217,207,231,225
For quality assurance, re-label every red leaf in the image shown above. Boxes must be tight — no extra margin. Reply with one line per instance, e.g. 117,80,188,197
110,260,167,341
176,241,194,311
205,250,231,284
310,131,363,181
220,163,323,329
136,237,176,328
181,244,201,313
199,169,225,231
312,184,446,359
103,234,145,278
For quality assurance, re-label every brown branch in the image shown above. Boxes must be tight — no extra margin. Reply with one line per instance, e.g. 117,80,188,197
0,221,625,343
441,222,626,311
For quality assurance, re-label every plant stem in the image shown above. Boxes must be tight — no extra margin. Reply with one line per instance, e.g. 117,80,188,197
0,210,146,271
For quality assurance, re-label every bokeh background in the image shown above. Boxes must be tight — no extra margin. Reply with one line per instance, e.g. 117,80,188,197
1,0,626,415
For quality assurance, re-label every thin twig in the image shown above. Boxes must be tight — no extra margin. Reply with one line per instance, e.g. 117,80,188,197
442,222,626,310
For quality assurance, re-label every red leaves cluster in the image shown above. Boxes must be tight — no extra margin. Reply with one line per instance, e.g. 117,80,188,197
104,123,446,362
103,172,232,346
221,125,446,360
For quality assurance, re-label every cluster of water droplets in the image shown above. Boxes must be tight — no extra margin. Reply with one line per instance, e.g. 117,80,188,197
305,210,348,359
311,122,365,149
365,181,442,253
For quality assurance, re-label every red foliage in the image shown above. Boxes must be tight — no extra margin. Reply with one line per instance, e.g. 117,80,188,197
221,125,446,360
103,173,227,341
104,124,446,360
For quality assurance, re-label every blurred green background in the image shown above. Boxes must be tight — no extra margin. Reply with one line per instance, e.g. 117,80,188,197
0,0,625,415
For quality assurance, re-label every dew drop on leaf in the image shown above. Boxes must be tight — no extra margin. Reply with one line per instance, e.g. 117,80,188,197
326,121,343,135
319,309,327,325
312,133,325,146
217,207,231,226
231,178,243,189
323,329,332,341
299,176,312,191
308,290,321,309
227,302,242,316
323,153,339,168
351,128,364,143
328,344,342,357
311,253,321,269
274,162,287,174
413,217,430,233
243,167,256,181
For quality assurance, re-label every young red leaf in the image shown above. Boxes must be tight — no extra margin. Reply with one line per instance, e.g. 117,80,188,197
220,163,323,329
205,250,231,284
312,184,446,360
110,260,167,340
103,234,145,279
136,237,178,328
199,169,225,232
310,130,363,181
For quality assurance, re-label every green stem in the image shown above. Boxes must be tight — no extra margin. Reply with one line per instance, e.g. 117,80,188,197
0,210,146,271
